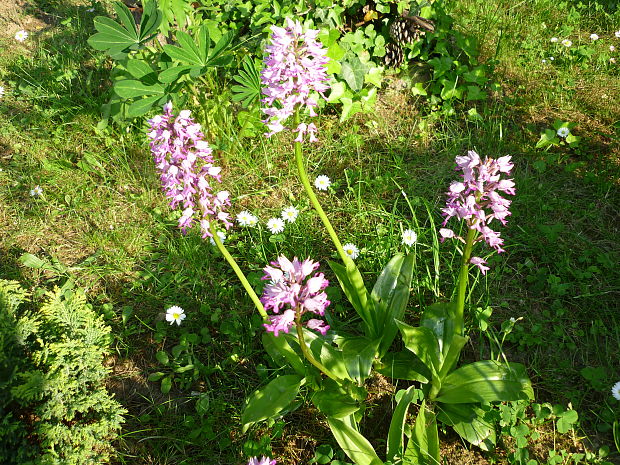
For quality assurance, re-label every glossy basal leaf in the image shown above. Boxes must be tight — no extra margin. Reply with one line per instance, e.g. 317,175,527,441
435,360,534,404
262,332,306,376
436,403,496,451
126,95,163,117
328,260,374,337
301,329,351,382
438,333,468,379
114,80,164,98
371,253,415,357
375,350,431,383
338,336,379,384
327,417,383,465
396,320,440,378
386,385,418,461
242,374,304,431
420,302,456,356
403,400,440,465
312,381,360,419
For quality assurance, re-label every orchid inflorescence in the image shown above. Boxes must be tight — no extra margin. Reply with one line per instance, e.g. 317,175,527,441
261,18,330,141
260,256,330,337
440,150,515,274
147,102,231,239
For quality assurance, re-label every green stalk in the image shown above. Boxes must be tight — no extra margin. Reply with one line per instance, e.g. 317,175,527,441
295,313,339,382
293,111,350,265
209,222,268,320
454,227,477,336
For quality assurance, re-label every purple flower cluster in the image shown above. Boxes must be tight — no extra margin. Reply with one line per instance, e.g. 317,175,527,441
261,256,330,337
439,150,515,274
147,102,232,238
261,18,330,141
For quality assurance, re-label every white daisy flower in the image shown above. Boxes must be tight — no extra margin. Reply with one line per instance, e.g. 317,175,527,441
314,175,331,191
402,229,418,246
166,306,186,326
556,127,570,138
561,39,572,47
281,206,299,223
237,210,258,227
15,30,28,42
30,185,43,197
343,243,359,260
266,217,285,234
590,33,599,41
550,37,559,43
209,231,226,246
612,381,620,400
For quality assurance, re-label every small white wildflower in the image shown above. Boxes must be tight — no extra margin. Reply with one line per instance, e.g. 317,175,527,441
549,56,555,61
590,33,599,41
510,317,517,323
281,206,299,223
610,45,616,52
209,231,226,246
0,86,4,98
542,59,547,63
402,229,418,246
550,37,559,43
266,217,285,234
86,7,95,12
30,185,43,197
15,30,28,42
616,31,620,39
562,39,572,47
166,306,186,326
612,381,620,400
610,57,617,63
557,127,570,138
342,243,359,260
314,175,331,191
237,210,258,227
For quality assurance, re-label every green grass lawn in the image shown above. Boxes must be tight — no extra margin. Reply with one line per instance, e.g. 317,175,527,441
0,0,619,464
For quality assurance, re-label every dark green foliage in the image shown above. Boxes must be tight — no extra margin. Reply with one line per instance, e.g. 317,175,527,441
0,281,126,465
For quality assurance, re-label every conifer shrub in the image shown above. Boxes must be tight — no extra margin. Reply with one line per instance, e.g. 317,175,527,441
0,280,126,465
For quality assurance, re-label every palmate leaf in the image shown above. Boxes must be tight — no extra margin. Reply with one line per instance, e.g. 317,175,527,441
163,25,233,69
232,56,263,108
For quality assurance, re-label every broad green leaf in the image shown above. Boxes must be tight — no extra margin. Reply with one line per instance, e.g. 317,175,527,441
371,253,415,357
93,16,136,41
126,60,155,79
112,1,138,37
158,65,193,84
387,386,418,461
339,336,379,384
435,360,534,404
262,332,306,376
466,85,487,101
88,32,134,52
312,380,360,418
176,30,203,64
396,320,440,377
301,329,351,382
160,376,172,394
126,95,161,117
420,302,456,356
340,58,366,92
155,350,169,365
327,81,346,102
148,372,164,382
138,0,163,42
114,80,164,98
403,400,440,465
375,350,431,383
438,334,468,379
328,260,374,337
207,31,233,66
437,403,496,451
327,417,383,465
18,253,53,271
556,409,578,434
242,374,304,431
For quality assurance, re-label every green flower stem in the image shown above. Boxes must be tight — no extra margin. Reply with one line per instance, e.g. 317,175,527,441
209,222,268,320
454,227,477,336
295,314,339,383
293,111,350,265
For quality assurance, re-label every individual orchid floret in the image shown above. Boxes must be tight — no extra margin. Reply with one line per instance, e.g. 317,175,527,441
248,457,276,465
260,18,330,141
441,150,516,261
261,256,330,337
147,102,231,239
470,257,490,275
